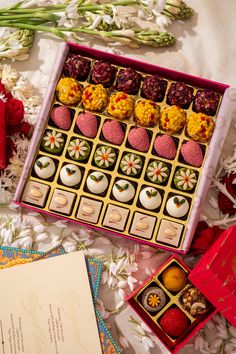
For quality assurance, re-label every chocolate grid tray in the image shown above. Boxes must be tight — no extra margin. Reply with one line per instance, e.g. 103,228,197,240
14,42,234,253
127,255,215,352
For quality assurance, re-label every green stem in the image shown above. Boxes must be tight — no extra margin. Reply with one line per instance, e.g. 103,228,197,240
0,12,59,21
0,0,138,14
0,21,66,39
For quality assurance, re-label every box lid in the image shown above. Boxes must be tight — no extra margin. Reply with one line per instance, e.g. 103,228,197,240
189,225,236,326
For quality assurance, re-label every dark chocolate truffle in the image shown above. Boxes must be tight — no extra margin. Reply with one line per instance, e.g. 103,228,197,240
91,61,116,87
116,68,141,94
167,82,194,108
193,89,220,116
141,75,167,101
63,54,91,80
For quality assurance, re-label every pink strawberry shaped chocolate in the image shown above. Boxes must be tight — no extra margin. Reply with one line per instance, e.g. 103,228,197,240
128,127,150,152
181,141,204,167
76,112,98,138
51,105,71,130
102,120,125,145
154,134,176,159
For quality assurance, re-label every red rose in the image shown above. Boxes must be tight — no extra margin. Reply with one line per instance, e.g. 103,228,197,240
0,81,12,101
0,80,7,95
6,138,15,164
190,221,224,255
20,122,32,136
6,98,24,126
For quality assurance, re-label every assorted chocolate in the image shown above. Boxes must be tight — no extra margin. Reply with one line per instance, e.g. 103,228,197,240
129,257,212,350
20,50,222,252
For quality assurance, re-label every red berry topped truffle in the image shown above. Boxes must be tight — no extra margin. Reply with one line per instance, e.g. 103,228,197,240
141,75,167,102
63,54,91,80
160,307,188,337
193,89,220,116
116,68,141,94
90,61,116,87
167,82,194,108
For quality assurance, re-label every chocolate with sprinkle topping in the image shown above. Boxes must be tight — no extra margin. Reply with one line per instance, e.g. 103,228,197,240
193,89,220,116
167,82,194,108
116,68,141,94
141,75,167,101
63,54,91,80
90,61,116,87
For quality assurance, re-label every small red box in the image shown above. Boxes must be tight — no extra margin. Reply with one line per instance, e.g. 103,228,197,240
189,224,236,327
126,255,216,353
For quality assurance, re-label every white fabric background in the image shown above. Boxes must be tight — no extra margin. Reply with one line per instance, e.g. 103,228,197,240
1,1,236,353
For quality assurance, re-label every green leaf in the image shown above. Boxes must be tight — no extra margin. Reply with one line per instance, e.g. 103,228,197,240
115,183,123,192
43,162,50,168
98,175,104,181
179,198,186,205
90,175,97,181
146,190,151,197
66,167,75,175
151,190,158,197
36,160,43,169
174,197,179,204
123,184,129,191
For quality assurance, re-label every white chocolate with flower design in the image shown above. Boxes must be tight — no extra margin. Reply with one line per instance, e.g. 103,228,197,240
67,138,90,161
146,160,169,184
174,168,197,191
120,153,142,176
42,130,65,154
94,145,116,169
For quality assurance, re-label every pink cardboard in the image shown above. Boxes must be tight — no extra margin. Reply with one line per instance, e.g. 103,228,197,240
14,42,236,253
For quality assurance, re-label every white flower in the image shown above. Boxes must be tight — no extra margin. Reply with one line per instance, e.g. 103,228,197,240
154,13,172,31
96,299,110,320
194,334,205,350
68,139,88,159
141,336,154,352
43,130,64,149
13,77,33,99
121,154,142,175
147,161,168,182
175,169,197,190
119,335,129,349
95,146,115,167
62,237,77,253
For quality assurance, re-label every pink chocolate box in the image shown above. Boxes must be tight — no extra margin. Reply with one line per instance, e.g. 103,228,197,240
13,42,236,253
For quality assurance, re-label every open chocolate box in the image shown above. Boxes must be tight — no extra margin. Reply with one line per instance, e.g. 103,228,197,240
126,255,217,353
14,42,235,253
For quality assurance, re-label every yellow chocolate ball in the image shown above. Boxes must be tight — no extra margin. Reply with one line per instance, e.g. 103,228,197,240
56,77,82,105
162,266,187,292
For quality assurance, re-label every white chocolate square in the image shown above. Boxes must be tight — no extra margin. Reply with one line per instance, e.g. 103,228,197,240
103,204,129,231
156,219,183,247
77,197,103,224
49,188,76,215
130,212,156,240
22,180,50,207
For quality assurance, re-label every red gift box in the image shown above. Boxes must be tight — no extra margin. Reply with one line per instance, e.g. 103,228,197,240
189,224,236,327
126,255,217,353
